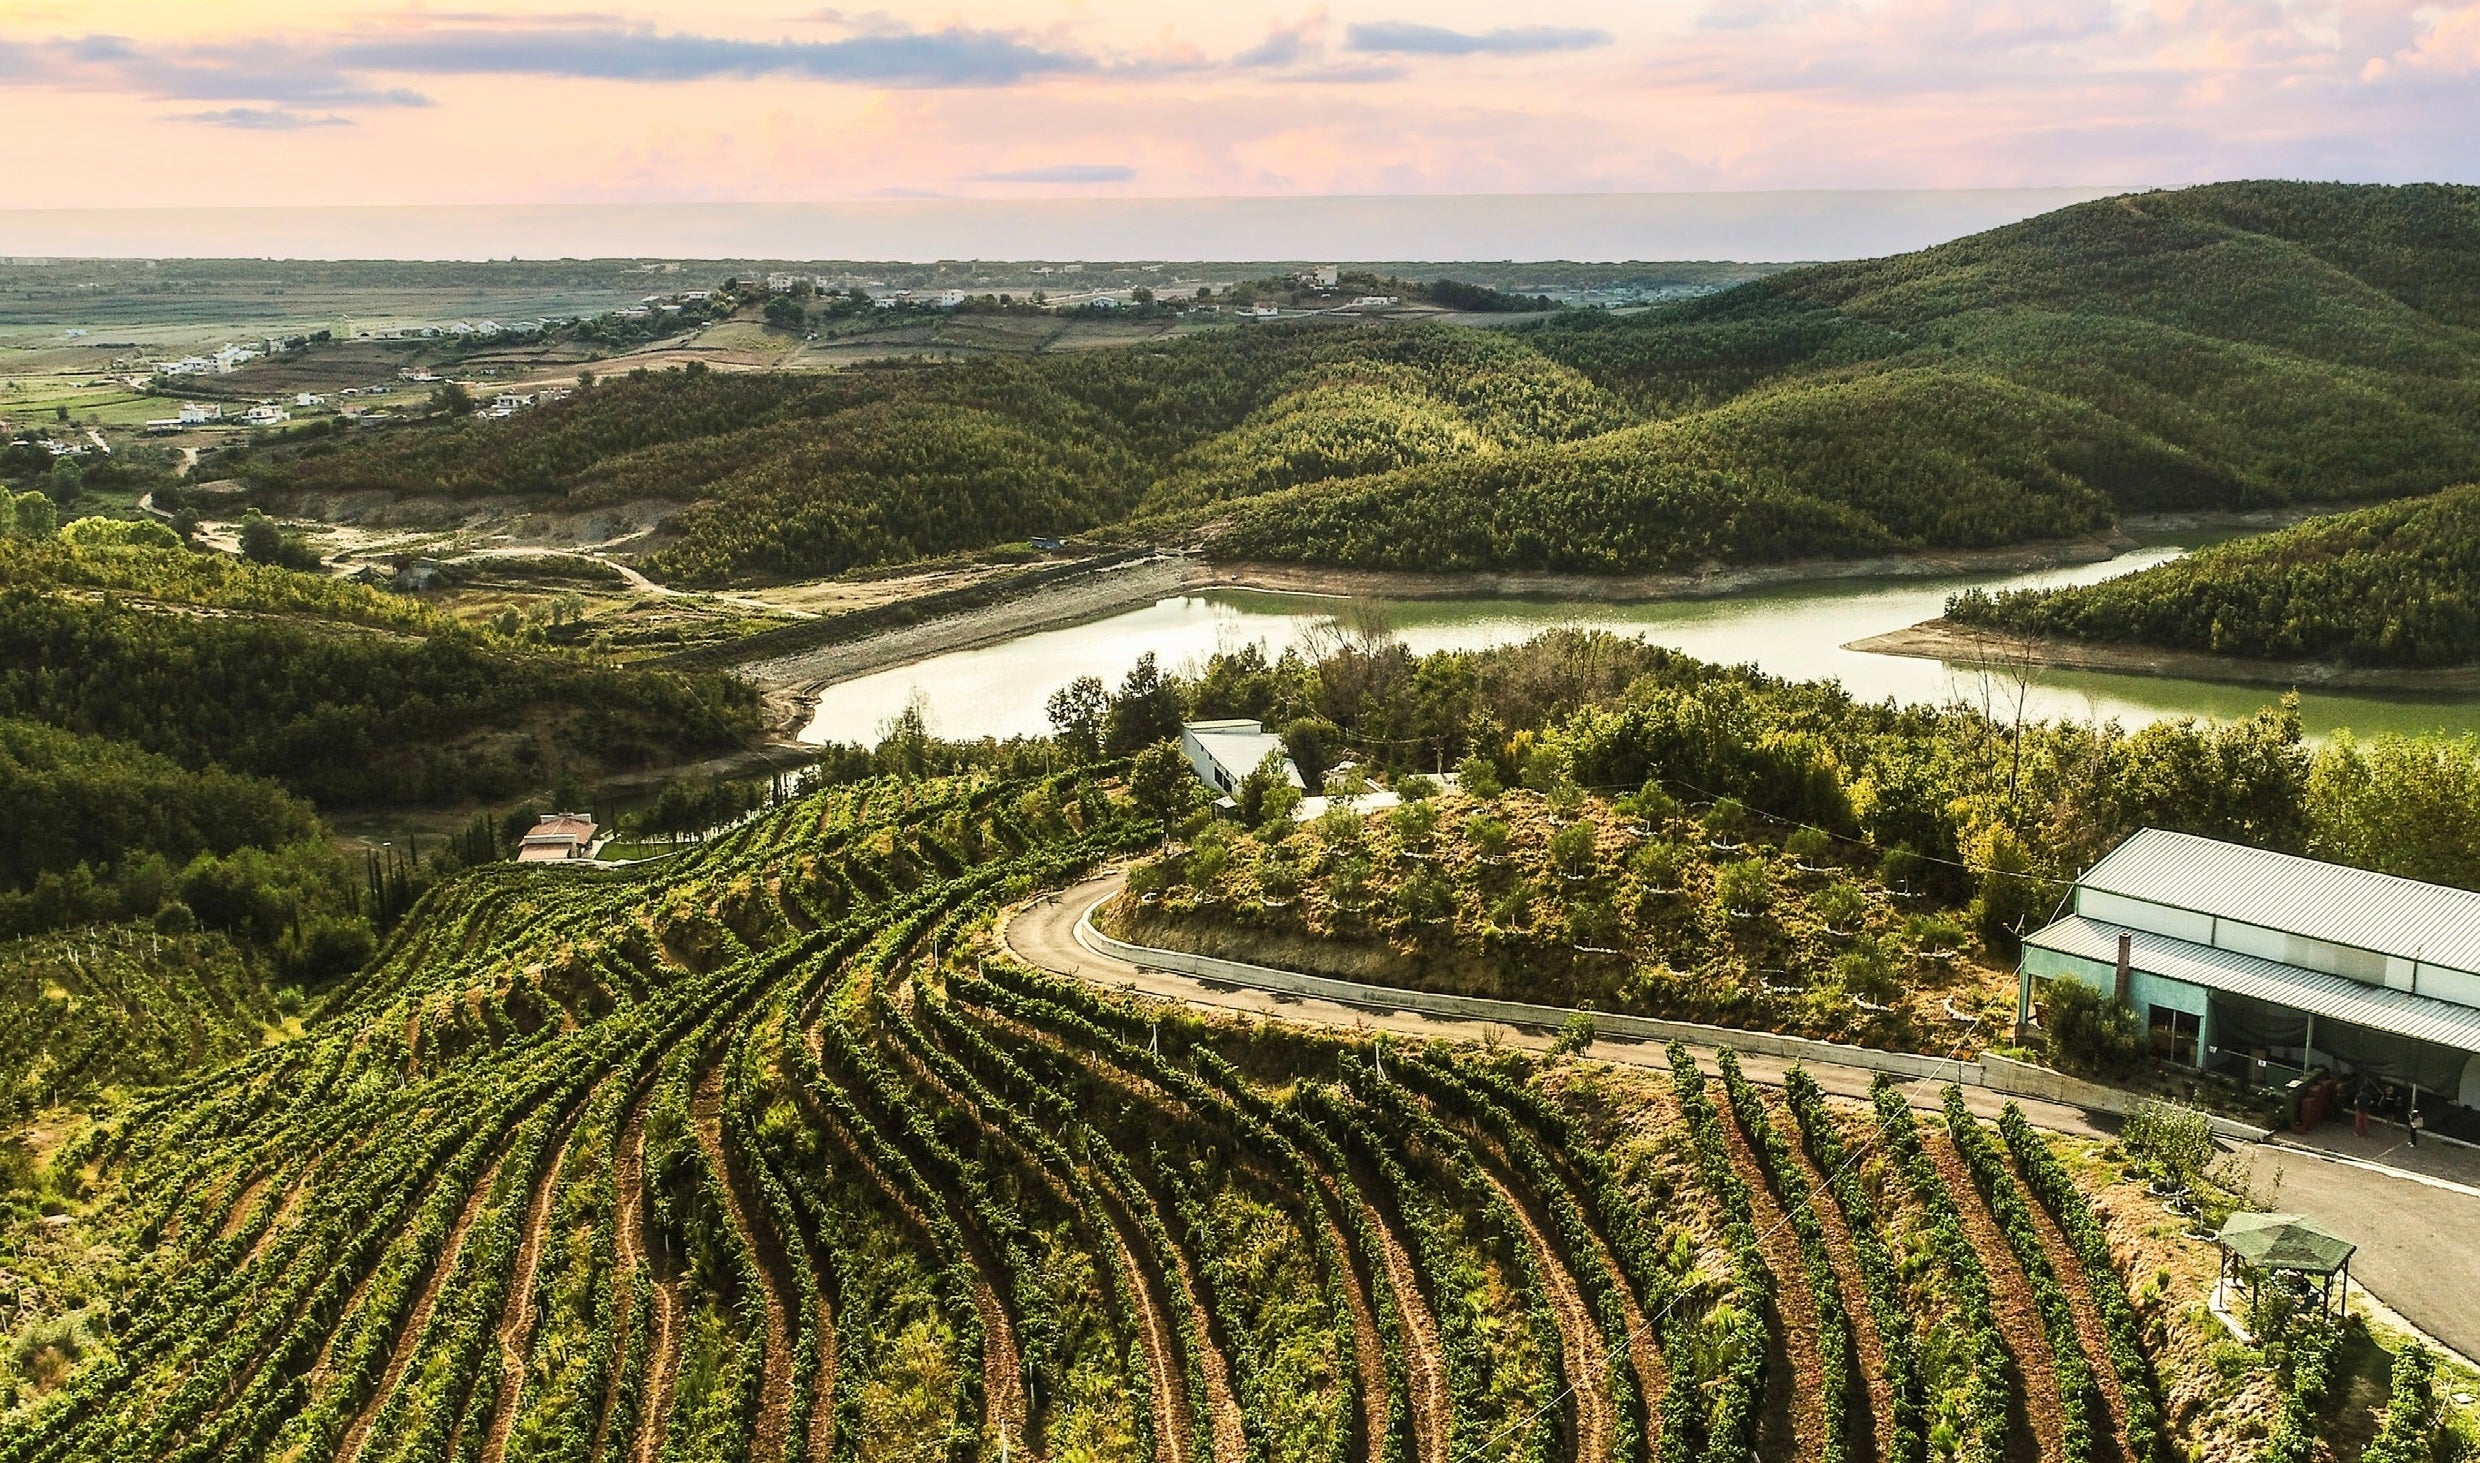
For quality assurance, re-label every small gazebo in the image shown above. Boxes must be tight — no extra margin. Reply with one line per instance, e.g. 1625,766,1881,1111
2213,1211,2357,1323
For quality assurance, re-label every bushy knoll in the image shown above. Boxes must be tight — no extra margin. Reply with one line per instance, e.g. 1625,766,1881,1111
1111,782,2008,1044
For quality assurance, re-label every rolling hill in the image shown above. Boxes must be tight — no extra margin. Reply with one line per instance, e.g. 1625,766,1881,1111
1946,482,2480,666
225,181,2480,587
0,535,761,807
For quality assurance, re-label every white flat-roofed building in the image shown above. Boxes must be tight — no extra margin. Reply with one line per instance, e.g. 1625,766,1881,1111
2020,827,2480,1112
1178,720,1302,800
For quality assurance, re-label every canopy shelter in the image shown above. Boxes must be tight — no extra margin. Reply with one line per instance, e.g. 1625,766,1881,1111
2214,1211,2357,1325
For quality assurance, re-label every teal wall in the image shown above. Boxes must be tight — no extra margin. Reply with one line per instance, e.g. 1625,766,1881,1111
2022,944,2213,1066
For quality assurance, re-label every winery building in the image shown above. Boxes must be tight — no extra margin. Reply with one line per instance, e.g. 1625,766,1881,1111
2020,828,2480,1116
1178,720,1302,800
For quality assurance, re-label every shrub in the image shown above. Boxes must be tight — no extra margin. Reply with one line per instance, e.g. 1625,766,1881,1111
1547,1009,1599,1057
59,517,181,549
1715,858,1770,914
1786,826,1834,866
1814,881,1866,930
1455,753,1503,797
2122,1099,2216,1190
1548,820,1598,876
2042,977,2142,1075
1466,813,1511,860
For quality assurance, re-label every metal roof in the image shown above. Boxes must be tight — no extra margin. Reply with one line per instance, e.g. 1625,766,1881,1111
2028,915,2480,1055
2081,828,2480,976
2215,1212,2355,1274
1183,723,1302,787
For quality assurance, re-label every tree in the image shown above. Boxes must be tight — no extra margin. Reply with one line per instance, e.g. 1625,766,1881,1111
7,490,55,539
1283,716,1342,790
762,296,807,332
44,458,84,509
1105,652,1183,755
1045,675,1109,762
1236,747,1294,826
431,382,475,417
1129,741,1198,841
237,509,284,565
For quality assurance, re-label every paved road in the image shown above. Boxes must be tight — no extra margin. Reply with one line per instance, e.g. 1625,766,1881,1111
1005,871,2480,1362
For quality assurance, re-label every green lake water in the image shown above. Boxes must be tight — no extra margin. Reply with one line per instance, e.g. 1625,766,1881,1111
799,543,2480,746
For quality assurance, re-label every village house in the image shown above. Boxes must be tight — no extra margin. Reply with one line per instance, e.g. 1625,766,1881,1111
516,813,602,864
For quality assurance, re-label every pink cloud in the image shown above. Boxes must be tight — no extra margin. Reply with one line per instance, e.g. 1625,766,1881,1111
0,0,2470,206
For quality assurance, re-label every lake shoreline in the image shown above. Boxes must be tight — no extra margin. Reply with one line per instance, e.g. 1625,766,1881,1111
1191,532,2136,602
1850,619,2480,695
759,533,2144,737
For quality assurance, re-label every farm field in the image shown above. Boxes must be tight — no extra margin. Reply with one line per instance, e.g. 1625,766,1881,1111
0,765,2445,1462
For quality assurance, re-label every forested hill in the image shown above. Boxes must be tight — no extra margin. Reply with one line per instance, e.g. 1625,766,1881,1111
236,181,2480,584
1216,182,2480,569
1945,483,2480,667
0,536,760,806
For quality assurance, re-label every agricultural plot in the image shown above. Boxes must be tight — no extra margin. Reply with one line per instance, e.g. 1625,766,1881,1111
1112,784,2017,1049
0,768,2421,1461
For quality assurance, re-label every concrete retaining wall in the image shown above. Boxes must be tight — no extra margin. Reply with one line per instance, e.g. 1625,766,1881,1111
1078,900,2273,1141
1078,905,1979,1081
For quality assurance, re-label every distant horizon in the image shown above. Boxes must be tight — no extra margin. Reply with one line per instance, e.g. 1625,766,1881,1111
0,186,2138,265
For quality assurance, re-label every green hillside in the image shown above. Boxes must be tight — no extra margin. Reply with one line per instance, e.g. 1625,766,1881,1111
0,682,2454,1456
1948,482,2480,666
225,182,2480,586
1220,182,2480,569
106,183,2480,669
0,536,761,806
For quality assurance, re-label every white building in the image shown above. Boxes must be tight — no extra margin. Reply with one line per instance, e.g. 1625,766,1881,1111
243,403,290,426
296,392,327,408
765,272,802,293
516,813,601,864
935,289,968,308
2022,828,2480,1115
177,402,222,424
1178,720,1302,801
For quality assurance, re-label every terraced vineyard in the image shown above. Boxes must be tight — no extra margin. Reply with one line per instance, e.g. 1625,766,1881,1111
0,767,2254,1462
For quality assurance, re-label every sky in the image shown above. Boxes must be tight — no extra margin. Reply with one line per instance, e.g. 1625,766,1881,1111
0,0,2472,211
